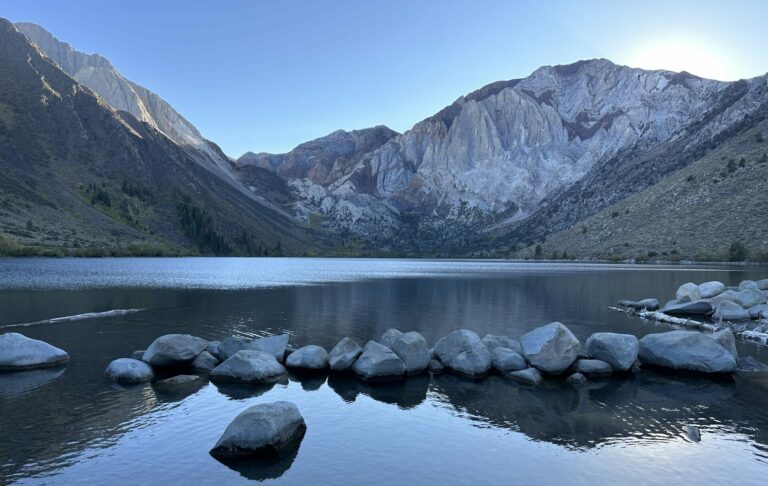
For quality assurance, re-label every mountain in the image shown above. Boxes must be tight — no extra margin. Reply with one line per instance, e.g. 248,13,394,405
0,18,316,256
241,59,768,258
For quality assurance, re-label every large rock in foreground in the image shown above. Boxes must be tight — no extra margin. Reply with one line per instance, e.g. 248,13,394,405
638,330,737,374
352,341,406,380
585,333,638,372
142,334,207,367
210,402,306,458
390,331,430,374
104,358,153,384
433,330,492,377
520,322,580,375
328,338,362,371
210,350,288,384
285,345,329,370
0,333,70,371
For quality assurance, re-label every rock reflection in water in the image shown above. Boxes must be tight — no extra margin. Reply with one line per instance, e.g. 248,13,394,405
0,366,66,399
328,374,430,409
211,440,303,482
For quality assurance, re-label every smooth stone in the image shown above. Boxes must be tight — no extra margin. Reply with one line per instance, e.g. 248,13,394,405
142,334,207,368
698,281,726,299
378,328,403,348
710,329,738,360
217,337,249,362
736,289,767,308
638,330,737,374
285,345,329,370
661,300,712,316
130,350,146,361
352,341,406,380
210,401,306,458
481,334,522,354
0,333,70,371
191,350,220,372
520,322,580,375
757,279,768,291
585,332,639,372
249,335,290,363
328,338,362,371
675,282,701,303
156,374,204,387
706,290,742,307
491,347,528,372
713,301,751,322
428,359,445,374
104,358,153,384
566,372,588,385
748,304,768,319
210,350,288,384
206,341,221,360
569,359,613,377
390,331,430,374
739,280,758,291
737,356,768,372
433,329,492,377
507,367,542,386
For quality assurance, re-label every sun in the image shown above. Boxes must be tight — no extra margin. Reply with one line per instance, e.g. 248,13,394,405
626,38,734,81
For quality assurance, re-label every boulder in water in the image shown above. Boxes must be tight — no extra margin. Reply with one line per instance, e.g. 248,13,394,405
285,345,329,370
491,347,528,372
698,281,726,299
210,401,306,458
249,335,290,363
433,330,492,377
191,350,220,372
569,359,613,377
206,341,221,360
218,337,249,362
378,329,403,348
638,330,737,374
736,289,767,308
756,279,768,291
520,322,580,375
142,334,207,368
210,350,287,384
709,328,738,360
130,350,146,361
390,331,430,374
0,333,70,371
428,359,445,374
748,304,768,320
739,280,759,291
104,358,153,384
661,300,712,316
481,335,522,354
352,341,406,380
675,283,701,303
506,367,542,386
328,338,362,371
713,301,751,322
585,332,638,372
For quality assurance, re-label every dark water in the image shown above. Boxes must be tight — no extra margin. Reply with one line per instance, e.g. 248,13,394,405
1,258,768,485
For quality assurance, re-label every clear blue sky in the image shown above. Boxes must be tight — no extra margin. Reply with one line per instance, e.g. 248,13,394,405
3,0,767,156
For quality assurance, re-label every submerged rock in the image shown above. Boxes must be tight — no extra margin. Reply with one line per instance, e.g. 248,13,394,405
506,367,542,386
585,332,638,372
328,338,362,371
638,330,737,374
390,331,430,374
210,350,288,384
712,301,750,322
104,358,153,384
285,345,329,370
698,281,726,299
378,328,403,348
520,322,580,375
0,333,70,371
210,402,306,458
249,335,290,363
491,347,528,372
481,334,522,354
675,283,701,303
433,330,492,377
569,359,613,377
661,300,712,316
191,350,220,372
142,334,207,368
352,341,406,380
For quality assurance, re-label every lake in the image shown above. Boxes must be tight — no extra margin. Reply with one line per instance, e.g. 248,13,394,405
1,258,768,485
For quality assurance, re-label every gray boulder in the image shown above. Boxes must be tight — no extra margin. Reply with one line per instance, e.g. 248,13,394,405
661,300,712,316
206,341,221,360
585,332,639,372
352,341,406,380
635,298,660,311
736,289,767,308
130,350,146,361
428,359,445,374
675,282,701,303
328,338,362,371
569,359,613,377
707,290,741,307
390,331,430,374
520,322,580,375
0,333,70,371
104,358,153,384
378,328,403,348
481,334,522,354
507,367,542,386
210,350,287,384
638,330,737,373
757,279,768,291
285,345,329,370
748,304,768,319
433,330,492,377
217,336,249,362
143,334,207,368
491,347,528,372
191,350,220,372
698,281,726,299
710,328,738,360
210,402,306,458
739,280,758,291
713,301,751,321
566,372,587,385
249,334,290,363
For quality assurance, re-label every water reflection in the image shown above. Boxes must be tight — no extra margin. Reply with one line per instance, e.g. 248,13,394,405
211,439,303,482
328,374,430,409
0,367,66,398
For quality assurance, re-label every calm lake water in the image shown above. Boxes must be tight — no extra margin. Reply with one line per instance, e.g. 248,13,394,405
1,258,768,485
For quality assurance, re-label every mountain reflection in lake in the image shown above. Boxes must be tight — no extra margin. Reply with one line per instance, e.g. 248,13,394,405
1,258,768,485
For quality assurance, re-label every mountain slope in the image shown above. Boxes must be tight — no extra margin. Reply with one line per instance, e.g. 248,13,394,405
0,18,316,256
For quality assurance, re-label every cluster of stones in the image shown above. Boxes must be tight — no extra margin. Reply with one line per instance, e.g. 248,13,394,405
620,279,768,323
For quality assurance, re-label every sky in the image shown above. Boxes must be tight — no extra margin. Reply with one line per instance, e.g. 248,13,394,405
3,0,768,156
